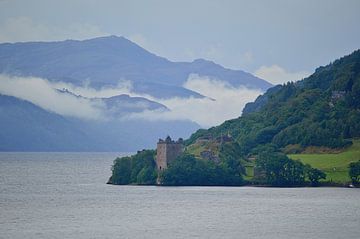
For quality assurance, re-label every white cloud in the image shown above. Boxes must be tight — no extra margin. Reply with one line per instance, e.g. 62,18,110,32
126,74,262,127
0,74,263,127
0,17,107,43
254,64,310,85
0,75,105,120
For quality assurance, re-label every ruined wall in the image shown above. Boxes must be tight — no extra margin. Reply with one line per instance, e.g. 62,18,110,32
156,142,168,171
165,143,183,166
156,137,183,171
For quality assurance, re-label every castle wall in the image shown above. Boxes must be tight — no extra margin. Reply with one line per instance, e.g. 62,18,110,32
165,143,183,166
156,138,183,171
156,143,168,171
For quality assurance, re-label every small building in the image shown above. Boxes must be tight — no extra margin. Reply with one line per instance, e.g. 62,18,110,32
156,136,184,171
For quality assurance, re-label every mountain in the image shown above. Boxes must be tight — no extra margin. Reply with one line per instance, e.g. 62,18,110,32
101,94,168,116
0,36,272,151
187,50,360,154
0,94,93,151
0,94,199,151
0,36,271,99
58,88,168,117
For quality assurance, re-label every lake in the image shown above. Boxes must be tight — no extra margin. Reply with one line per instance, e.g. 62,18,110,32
0,152,359,239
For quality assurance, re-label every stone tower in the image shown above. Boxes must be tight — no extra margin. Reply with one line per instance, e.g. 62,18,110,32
156,136,184,171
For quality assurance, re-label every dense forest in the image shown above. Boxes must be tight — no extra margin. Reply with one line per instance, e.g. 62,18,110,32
187,50,360,154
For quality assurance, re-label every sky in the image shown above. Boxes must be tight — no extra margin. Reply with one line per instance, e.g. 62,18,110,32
0,0,359,85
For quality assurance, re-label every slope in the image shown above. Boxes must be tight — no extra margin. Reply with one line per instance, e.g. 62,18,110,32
289,139,360,183
0,94,199,151
187,49,360,154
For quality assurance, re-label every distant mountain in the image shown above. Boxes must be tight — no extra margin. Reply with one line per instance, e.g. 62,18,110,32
101,94,168,116
0,94,199,151
0,94,92,151
187,50,360,153
0,36,272,151
0,36,271,98
58,88,168,117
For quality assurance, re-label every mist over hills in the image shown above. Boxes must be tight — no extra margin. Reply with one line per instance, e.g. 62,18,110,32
0,36,272,151
0,94,199,151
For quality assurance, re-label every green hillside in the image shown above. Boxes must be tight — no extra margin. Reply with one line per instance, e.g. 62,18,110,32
289,139,360,183
187,50,360,156
183,50,360,186
111,50,360,187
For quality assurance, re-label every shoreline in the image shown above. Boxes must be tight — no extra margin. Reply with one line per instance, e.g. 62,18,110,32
107,182,358,188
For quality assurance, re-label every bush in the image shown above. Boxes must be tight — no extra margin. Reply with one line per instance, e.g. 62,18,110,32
111,150,157,185
305,165,326,186
159,154,244,186
349,160,360,185
255,151,306,186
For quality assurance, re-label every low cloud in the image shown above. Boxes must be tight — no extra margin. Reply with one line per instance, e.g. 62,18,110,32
0,74,263,127
254,65,310,85
127,74,262,127
0,75,105,120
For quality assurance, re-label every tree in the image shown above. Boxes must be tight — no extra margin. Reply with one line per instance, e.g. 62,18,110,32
159,154,201,186
349,160,360,185
111,157,131,185
136,166,157,185
256,151,306,186
110,150,157,185
305,165,326,186
159,153,244,186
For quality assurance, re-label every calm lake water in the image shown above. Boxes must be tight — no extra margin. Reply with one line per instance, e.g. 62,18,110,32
0,152,359,239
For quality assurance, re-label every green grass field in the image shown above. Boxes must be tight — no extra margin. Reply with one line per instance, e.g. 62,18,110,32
185,140,221,158
186,139,360,184
288,140,360,183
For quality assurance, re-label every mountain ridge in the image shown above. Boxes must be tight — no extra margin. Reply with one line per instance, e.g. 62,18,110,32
0,35,272,99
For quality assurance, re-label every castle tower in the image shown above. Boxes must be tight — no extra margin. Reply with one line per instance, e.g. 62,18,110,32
156,136,184,171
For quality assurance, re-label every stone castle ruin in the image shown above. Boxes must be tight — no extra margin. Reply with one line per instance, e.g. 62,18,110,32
156,136,184,171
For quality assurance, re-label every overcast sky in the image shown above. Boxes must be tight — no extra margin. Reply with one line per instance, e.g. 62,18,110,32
0,0,359,84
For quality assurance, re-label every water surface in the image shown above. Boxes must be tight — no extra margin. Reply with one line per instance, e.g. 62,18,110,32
1,152,359,239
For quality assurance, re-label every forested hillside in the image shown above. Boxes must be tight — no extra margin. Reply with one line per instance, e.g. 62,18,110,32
187,50,360,154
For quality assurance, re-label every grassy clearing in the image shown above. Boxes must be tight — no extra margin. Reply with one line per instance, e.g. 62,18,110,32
288,140,360,183
186,139,360,184
243,165,254,181
185,140,221,157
